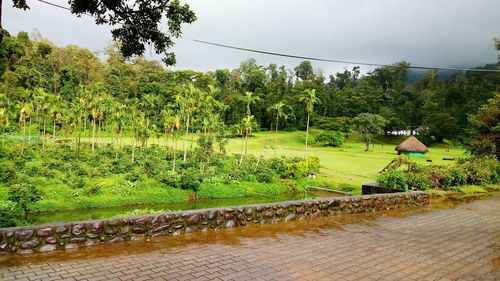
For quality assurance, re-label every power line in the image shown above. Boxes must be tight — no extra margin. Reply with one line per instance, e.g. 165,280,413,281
35,0,500,73
183,38,500,73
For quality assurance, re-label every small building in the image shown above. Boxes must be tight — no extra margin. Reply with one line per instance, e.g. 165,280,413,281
395,136,429,157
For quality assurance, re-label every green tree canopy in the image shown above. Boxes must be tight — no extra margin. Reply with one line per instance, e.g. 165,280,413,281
353,113,386,151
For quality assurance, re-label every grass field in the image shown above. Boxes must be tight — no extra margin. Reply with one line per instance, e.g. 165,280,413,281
1,129,466,216
71,129,465,188
225,130,465,187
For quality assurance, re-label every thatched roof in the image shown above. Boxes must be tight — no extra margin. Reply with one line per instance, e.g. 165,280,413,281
395,136,429,153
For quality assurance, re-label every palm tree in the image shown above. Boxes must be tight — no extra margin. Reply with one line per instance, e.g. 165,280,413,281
179,83,198,162
18,102,32,155
239,91,260,164
48,94,61,141
299,89,320,158
35,89,50,149
70,103,82,155
267,101,290,157
0,107,9,147
171,114,181,172
161,109,173,151
112,102,126,159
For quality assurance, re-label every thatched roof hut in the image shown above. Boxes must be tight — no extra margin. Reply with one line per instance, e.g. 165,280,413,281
395,136,429,157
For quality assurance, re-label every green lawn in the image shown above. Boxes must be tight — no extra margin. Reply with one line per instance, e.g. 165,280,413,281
0,129,466,215
225,130,465,188
75,129,465,188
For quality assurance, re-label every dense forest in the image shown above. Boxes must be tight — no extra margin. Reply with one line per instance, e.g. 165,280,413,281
1,31,498,150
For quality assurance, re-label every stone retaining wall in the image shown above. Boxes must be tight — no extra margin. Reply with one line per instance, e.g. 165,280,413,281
0,192,429,255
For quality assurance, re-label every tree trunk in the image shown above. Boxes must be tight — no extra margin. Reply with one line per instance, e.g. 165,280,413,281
83,115,87,146
131,122,136,163
172,134,177,172
0,0,3,43
305,113,310,158
365,142,370,151
42,117,46,149
28,117,31,143
183,113,190,162
91,119,96,153
164,127,171,154
21,119,26,155
115,126,121,159
274,116,279,157
244,126,249,155
52,116,56,140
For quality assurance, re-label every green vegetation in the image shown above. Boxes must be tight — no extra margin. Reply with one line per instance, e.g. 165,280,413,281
315,131,344,147
0,31,498,227
377,156,499,191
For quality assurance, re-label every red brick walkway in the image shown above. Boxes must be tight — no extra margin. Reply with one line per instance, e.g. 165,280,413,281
1,195,499,281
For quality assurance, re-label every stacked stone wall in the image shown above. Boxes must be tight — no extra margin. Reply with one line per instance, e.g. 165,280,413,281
0,192,429,254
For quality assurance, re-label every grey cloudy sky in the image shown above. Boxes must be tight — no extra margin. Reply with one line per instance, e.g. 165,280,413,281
4,0,500,76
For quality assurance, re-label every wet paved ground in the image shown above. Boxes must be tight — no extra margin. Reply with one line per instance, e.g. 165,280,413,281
0,195,499,281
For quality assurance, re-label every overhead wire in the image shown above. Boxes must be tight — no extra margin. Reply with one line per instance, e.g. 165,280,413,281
34,0,500,73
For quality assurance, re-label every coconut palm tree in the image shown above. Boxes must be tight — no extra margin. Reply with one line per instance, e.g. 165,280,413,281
299,89,320,158
267,101,291,157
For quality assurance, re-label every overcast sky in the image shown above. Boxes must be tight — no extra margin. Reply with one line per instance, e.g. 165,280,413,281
4,0,500,76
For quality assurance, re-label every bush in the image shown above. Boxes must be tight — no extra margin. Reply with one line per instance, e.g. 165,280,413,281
0,201,17,228
315,131,344,147
0,162,18,183
337,183,356,193
428,166,453,189
125,167,144,182
457,157,500,185
377,171,407,190
8,183,42,220
179,168,203,192
405,173,431,190
254,165,275,183
450,167,467,186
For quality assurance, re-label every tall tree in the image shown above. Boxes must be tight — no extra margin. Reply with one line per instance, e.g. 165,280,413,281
267,101,290,157
7,0,197,65
466,94,500,160
239,91,260,164
353,113,386,151
299,89,320,158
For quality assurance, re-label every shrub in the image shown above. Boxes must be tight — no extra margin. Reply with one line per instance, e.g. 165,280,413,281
458,157,500,185
377,171,407,190
0,162,18,183
450,167,467,186
337,183,356,193
125,167,144,182
179,168,203,192
8,183,42,220
406,173,431,190
315,131,344,147
306,156,321,172
428,166,453,189
254,165,275,183
0,201,17,228
24,162,55,178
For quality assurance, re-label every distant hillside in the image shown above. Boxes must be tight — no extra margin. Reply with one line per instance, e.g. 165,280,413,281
406,63,498,83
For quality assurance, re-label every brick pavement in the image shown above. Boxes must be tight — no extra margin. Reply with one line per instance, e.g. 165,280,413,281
0,195,499,281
